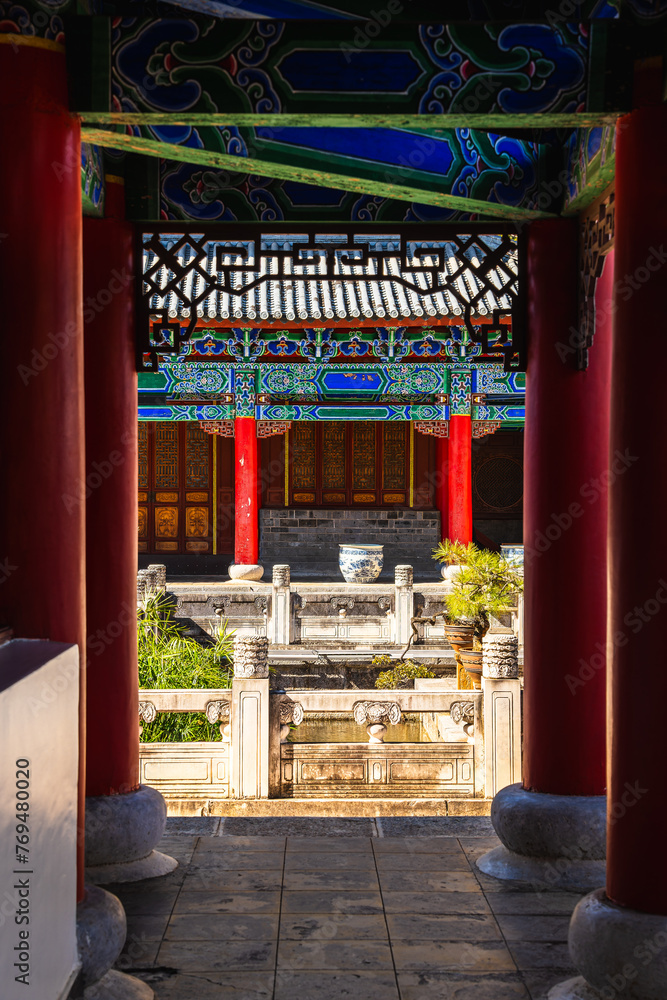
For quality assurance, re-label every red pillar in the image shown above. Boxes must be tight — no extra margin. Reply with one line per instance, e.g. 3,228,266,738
0,38,85,888
608,107,667,913
448,415,472,543
435,434,450,541
235,417,260,565
83,182,139,798
523,220,611,796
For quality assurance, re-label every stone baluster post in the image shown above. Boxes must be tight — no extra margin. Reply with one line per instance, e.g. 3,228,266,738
481,633,522,799
394,565,414,646
271,564,293,646
230,637,270,799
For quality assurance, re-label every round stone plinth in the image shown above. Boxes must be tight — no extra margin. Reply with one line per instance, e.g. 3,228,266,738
477,784,606,891
86,849,177,886
83,969,154,999
567,888,667,1000
547,976,602,999
77,885,125,988
228,562,264,581
478,845,606,893
85,785,177,884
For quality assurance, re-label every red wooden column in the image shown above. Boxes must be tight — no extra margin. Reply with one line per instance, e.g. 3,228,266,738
435,434,450,541
83,184,139,798
231,416,262,578
0,37,85,890
478,218,612,890
448,416,472,543
563,106,667,1000
607,106,667,914
82,180,174,882
522,219,610,797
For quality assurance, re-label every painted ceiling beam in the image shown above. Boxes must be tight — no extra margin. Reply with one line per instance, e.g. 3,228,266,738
82,112,620,130
83,127,556,219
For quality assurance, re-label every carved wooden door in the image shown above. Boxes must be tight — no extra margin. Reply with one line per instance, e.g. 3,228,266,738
289,421,408,507
138,423,214,554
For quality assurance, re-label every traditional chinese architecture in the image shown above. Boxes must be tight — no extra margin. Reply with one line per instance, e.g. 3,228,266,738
1,2,666,999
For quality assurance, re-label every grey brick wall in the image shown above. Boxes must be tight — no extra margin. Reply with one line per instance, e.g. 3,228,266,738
260,508,441,569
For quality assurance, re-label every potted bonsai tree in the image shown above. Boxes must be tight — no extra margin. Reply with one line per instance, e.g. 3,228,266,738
432,541,523,688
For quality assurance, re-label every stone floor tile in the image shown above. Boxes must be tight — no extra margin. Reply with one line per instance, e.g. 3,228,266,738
286,836,373,852
181,869,283,892
495,914,572,942
282,869,379,891
458,836,503,850
375,853,473,872
386,912,502,941
274,970,400,1000
165,913,279,941
157,938,276,972
172,890,282,915
382,891,492,915
508,942,575,971
279,913,389,941
189,850,285,870
199,835,286,852
281,890,384,915
137,971,275,999
378,871,480,892
165,817,221,835
194,835,280,851
373,837,465,854
225,817,376,837
380,817,494,837
278,938,394,971
123,912,172,941
284,852,376,871
398,971,530,999
392,940,517,973
486,892,583,916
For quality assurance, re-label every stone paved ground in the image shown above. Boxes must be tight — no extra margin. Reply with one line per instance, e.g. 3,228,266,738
109,817,582,1000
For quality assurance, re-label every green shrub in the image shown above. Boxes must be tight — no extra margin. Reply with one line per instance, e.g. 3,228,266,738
373,655,435,689
138,591,234,742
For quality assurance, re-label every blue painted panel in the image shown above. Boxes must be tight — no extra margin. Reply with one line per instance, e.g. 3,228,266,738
276,50,424,94
255,126,455,175
321,371,383,392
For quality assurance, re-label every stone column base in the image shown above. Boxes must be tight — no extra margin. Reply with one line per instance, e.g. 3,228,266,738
228,562,264,581
477,783,606,892
85,785,177,885
546,888,667,1000
83,969,154,999
72,885,153,999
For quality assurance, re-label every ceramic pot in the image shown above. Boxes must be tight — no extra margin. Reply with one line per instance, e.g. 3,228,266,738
339,544,383,584
443,623,475,652
440,563,462,583
458,648,483,689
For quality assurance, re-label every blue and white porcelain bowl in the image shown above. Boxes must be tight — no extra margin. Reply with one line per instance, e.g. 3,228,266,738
339,544,384,584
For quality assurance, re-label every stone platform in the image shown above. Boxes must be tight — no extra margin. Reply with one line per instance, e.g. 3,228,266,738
110,816,582,1000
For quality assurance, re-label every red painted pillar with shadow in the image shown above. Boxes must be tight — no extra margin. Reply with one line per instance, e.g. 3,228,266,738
477,219,612,891
82,179,175,884
448,416,472,543
0,37,85,892
607,107,667,914
522,219,610,797
435,435,450,541
231,416,262,579
558,108,667,1000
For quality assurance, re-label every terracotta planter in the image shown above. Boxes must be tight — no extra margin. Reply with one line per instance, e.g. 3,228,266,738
443,623,475,653
457,648,482,689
